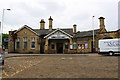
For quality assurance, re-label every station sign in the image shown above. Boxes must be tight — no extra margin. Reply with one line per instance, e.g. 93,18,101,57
51,36,66,39
4,38,8,42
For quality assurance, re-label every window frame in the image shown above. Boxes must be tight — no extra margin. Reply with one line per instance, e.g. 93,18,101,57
78,42,88,49
23,37,28,49
65,43,69,49
31,37,36,49
16,37,20,49
73,42,77,49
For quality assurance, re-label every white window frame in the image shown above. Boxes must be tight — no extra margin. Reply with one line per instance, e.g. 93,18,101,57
65,42,69,49
23,37,28,49
31,37,36,49
73,42,77,49
16,37,20,49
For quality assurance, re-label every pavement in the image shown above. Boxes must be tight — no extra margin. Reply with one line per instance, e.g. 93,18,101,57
4,53,102,58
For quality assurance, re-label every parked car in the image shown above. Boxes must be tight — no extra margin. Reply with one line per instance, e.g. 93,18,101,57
0,54,4,65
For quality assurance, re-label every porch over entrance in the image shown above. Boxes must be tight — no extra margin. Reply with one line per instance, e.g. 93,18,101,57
44,28,73,54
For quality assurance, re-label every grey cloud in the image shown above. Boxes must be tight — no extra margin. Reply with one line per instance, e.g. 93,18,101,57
15,1,66,17
1,0,119,33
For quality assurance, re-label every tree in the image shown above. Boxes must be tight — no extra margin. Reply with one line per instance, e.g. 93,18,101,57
2,34,9,49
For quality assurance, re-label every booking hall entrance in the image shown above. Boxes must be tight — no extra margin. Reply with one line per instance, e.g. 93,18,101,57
44,28,73,54
56,43,63,53
48,39,69,54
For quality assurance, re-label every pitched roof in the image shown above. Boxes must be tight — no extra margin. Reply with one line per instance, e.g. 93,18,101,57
14,25,73,37
14,25,39,36
44,28,73,38
34,28,73,36
74,29,100,38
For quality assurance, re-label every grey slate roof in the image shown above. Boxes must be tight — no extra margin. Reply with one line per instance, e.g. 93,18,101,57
34,28,73,36
19,25,73,36
74,29,100,38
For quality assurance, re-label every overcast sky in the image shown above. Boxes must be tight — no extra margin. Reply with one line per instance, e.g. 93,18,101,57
0,0,119,33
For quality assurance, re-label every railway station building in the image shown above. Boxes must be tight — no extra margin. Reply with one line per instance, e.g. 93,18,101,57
8,16,120,53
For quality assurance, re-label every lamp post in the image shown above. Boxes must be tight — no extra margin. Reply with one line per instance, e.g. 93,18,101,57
0,21,1,48
0,9,11,51
92,16,95,52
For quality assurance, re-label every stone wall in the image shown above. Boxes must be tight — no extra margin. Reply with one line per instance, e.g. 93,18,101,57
8,28,40,53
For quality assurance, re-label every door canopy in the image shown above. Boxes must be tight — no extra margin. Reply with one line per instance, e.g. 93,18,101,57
44,28,73,39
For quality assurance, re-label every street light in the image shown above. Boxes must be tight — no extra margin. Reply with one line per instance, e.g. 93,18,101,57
92,16,95,52
0,9,11,50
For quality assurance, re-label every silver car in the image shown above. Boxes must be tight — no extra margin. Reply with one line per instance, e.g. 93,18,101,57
0,54,4,65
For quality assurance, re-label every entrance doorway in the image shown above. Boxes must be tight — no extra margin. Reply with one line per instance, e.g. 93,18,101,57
56,43,63,53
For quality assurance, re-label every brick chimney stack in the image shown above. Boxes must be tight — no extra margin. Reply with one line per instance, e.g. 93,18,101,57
40,19,45,30
99,17,105,29
73,24,77,33
48,16,53,31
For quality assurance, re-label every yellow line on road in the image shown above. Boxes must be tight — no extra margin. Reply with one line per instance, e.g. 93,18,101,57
2,70,9,77
7,65,17,71
9,57,47,77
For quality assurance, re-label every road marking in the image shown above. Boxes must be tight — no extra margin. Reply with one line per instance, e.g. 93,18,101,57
2,70,9,77
10,70,20,77
7,65,16,71
9,57,47,77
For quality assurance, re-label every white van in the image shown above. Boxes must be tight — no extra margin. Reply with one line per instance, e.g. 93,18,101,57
98,38,120,55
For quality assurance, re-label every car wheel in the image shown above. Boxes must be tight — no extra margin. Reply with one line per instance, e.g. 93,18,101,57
109,52,113,56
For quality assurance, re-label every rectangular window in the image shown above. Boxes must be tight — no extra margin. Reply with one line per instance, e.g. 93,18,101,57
23,37,27,49
78,42,88,49
16,42,20,49
73,42,77,49
70,44,73,49
31,37,35,49
16,38,20,49
24,42,27,49
65,43,69,49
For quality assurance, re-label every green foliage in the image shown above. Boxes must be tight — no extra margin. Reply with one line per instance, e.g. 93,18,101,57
2,34,8,38
2,34,9,49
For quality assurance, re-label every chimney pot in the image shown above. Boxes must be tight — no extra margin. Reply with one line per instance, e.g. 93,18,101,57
49,16,53,31
40,19,45,29
99,17,105,29
73,24,77,33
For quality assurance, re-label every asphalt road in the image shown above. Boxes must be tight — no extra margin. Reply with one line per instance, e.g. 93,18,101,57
1,54,119,78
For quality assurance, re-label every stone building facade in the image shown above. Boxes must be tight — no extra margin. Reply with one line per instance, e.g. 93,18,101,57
8,16,120,53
